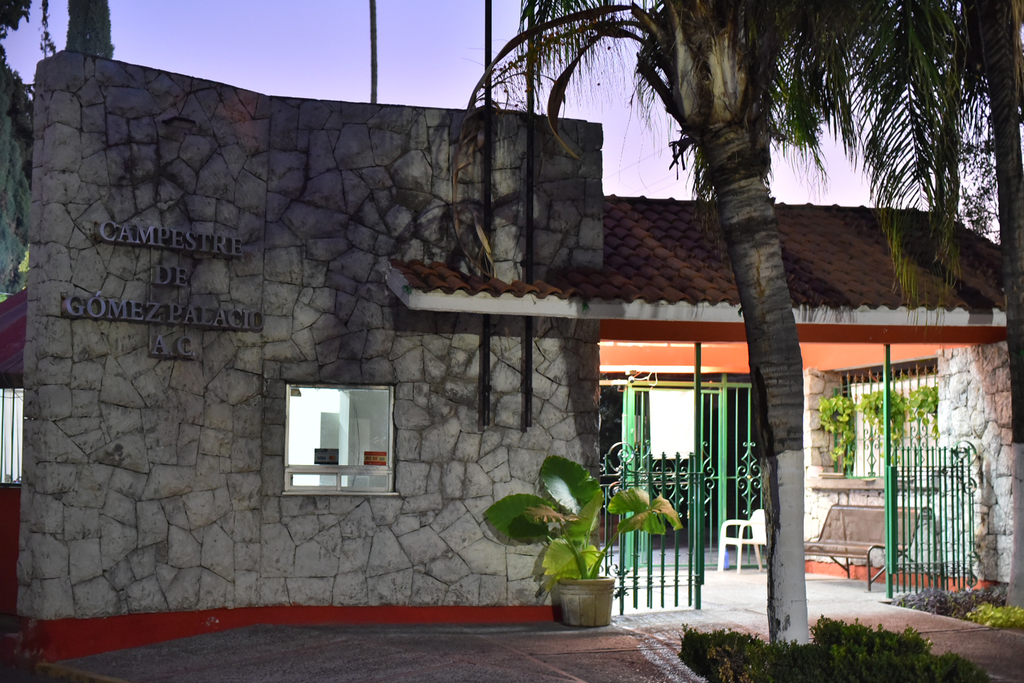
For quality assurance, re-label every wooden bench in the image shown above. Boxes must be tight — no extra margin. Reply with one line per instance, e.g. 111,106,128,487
804,505,918,591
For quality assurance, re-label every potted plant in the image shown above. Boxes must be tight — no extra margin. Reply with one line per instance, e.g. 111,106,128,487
485,455,682,627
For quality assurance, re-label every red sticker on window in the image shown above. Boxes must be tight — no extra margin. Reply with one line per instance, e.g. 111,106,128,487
364,451,387,466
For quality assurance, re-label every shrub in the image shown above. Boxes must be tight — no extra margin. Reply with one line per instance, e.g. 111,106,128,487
966,604,1024,629
894,586,1006,620
679,618,989,683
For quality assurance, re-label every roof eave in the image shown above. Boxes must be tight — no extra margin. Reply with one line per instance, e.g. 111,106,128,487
387,269,1005,329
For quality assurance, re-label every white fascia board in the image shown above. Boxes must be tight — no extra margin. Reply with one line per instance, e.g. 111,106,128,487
793,305,1005,327
386,268,1005,328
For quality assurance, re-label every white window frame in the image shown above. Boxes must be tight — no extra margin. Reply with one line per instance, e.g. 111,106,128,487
283,384,396,495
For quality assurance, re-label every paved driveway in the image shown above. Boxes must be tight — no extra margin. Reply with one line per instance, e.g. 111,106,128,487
7,572,1023,683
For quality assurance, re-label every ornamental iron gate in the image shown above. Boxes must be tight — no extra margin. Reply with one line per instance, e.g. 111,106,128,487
837,348,980,598
600,368,761,613
887,442,979,594
602,345,980,611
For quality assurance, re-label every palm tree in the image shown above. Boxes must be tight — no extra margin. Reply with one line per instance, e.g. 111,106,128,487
969,0,1024,608
469,0,965,643
877,0,1024,607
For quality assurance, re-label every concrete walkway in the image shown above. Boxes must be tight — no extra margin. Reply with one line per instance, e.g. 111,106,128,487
10,572,1024,683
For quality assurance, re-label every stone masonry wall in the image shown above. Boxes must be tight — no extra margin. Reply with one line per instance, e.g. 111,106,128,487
20,52,602,620
939,342,1012,583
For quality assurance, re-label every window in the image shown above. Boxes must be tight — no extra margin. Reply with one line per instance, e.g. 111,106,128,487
0,388,23,485
284,385,395,494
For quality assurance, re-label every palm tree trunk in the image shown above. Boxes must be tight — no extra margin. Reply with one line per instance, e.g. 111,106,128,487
978,0,1024,608
703,125,809,643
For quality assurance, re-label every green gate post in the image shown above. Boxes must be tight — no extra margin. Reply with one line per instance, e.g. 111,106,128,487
620,380,636,614
884,345,898,598
689,343,704,609
717,375,728,547
623,380,635,449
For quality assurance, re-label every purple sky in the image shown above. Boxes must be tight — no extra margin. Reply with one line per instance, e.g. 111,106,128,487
3,0,873,206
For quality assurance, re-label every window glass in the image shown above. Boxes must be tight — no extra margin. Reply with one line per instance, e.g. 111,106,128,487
285,385,394,494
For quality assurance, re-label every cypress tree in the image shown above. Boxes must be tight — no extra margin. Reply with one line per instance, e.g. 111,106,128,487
65,0,113,59
0,0,31,293
0,63,29,292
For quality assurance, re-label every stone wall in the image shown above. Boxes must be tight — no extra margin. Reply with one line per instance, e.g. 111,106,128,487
20,52,602,620
938,342,1012,583
804,369,841,471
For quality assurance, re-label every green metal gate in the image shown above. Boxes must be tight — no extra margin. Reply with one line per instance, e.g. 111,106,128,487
887,441,979,594
601,358,761,612
835,347,980,597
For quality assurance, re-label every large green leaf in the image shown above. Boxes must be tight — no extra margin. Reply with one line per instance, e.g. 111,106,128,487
542,537,601,583
610,491,684,535
540,455,601,514
563,491,602,545
648,496,684,530
485,494,553,540
606,487,650,515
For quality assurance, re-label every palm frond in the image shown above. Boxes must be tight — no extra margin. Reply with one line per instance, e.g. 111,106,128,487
469,5,634,109
854,0,963,304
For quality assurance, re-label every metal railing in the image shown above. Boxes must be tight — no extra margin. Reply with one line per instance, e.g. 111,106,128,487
601,369,761,614
833,363,938,478
888,441,979,593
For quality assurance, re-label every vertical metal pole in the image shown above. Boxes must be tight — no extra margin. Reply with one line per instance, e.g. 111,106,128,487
694,343,703,609
521,17,535,432
673,452,681,607
717,376,728,541
884,344,897,598
484,0,493,223
521,318,533,431
369,0,378,103
478,0,493,431
688,377,696,605
622,378,630,448
645,446,654,608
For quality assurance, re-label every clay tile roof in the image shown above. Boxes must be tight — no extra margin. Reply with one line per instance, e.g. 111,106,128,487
390,197,1003,313
389,260,572,300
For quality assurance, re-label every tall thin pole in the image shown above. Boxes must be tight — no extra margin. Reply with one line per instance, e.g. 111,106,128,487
483,0,493,232
522,18,535,432
479,0,493,430
884,344,897,598
690,344,703,609
369,0,378,103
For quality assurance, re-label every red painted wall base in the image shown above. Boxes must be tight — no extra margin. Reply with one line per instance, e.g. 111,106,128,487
805,560,1003,592
805,559,874,582
0,486,20,615
2,604,557,664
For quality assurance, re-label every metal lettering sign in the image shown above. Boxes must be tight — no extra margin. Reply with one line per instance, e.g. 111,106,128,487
96,221,244,257
58,221,265,361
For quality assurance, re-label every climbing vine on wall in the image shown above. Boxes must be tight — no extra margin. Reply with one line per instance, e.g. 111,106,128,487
818,394,857,472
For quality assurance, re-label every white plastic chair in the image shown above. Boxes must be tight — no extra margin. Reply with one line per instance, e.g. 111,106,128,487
717,509,767,572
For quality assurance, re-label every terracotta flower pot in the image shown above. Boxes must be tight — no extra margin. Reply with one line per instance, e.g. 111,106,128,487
557,578,615,627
